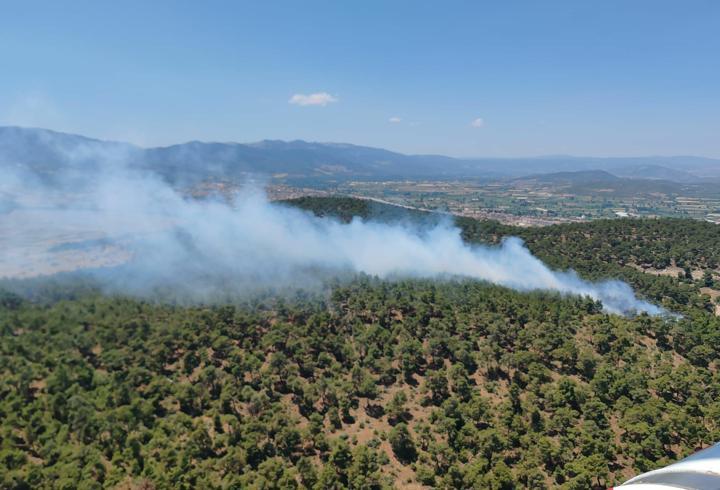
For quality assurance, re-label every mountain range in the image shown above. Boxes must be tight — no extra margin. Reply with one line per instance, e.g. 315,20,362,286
2,126,720,185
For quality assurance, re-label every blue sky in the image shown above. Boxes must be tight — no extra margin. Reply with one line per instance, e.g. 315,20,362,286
1,0,718,157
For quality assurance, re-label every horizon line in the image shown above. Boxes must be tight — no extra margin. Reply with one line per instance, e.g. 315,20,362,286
2,124,719,162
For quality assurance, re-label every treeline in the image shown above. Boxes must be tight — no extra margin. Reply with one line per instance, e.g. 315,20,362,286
283,196,436,226
289,197,719,313
2,277,720,489
287,196,720,272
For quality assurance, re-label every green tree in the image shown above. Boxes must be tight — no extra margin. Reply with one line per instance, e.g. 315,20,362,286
389,423,417,464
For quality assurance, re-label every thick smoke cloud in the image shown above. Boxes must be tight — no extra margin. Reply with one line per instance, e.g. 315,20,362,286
0,146,663,315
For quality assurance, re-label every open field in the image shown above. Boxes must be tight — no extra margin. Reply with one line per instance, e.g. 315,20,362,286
320,179,720,226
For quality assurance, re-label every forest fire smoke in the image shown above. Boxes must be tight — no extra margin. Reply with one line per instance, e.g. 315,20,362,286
0,150,663,316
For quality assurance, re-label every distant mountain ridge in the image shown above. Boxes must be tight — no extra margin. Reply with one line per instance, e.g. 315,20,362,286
2,126,720,184
610,164,705,183
517,169,622,183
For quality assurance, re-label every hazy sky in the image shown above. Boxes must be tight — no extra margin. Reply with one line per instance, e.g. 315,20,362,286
1,0,718,157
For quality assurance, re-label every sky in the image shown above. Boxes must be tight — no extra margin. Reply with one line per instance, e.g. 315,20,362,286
1,0,718,157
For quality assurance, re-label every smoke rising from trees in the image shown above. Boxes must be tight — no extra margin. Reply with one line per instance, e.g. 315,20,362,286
0,144,663,315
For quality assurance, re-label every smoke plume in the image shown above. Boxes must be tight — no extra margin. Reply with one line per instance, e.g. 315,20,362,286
0,144,663,316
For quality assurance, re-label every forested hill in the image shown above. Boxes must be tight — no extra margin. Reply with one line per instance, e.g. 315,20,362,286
2,279,720,488
2,196,720,489
285,197,720,272
286,196,720,314
284,196,437,225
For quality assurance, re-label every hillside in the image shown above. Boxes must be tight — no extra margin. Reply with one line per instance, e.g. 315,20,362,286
288,196,720,317
288,197,720,304
2,277,720,489
2,197,720,489
610,164,704,183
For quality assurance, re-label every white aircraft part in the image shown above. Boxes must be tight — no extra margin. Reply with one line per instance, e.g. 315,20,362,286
616,442,720,489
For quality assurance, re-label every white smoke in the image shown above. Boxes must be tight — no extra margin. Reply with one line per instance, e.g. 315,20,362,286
0,147,663,316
